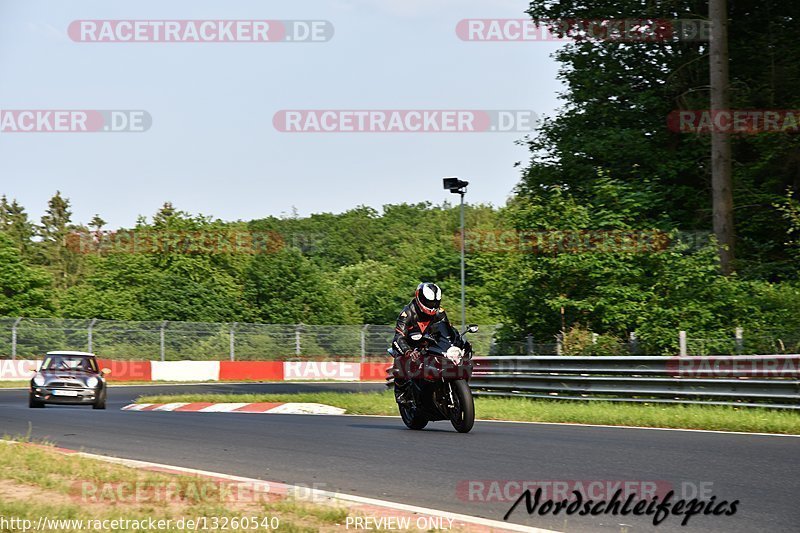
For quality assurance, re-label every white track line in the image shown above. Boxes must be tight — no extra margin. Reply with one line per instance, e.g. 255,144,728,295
2,441,553,533
336,413,800,438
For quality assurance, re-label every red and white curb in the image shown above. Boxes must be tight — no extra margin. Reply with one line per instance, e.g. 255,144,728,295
1,439,551,532
122,402,346,415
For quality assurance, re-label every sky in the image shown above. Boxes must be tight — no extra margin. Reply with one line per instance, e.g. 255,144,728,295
0,0,565,229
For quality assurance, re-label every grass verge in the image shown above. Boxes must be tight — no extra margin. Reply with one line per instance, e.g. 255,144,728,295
0,437,378,532
135,390,800,435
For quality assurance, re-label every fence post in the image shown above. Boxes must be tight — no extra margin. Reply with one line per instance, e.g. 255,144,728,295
160,321,167,362
360,325,368,363
295,325,302,356
629,332,638,355
87,318,97,353
679,330,687,356
526,334,534,355
229,323,237,362
11,317,21,360
556,332,563,355
735,327,743,354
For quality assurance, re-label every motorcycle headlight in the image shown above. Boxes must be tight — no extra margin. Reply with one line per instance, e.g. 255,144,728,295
86,377,99,388
446,346,464,365
33,374,45,387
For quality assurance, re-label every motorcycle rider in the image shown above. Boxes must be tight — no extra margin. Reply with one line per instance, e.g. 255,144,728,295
391,282,453,403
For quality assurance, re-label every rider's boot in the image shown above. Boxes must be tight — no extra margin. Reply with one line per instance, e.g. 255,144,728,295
394,379,412,404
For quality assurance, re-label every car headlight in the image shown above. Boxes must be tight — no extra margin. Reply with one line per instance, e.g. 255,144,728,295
445,346,464,365
33,374,46,387
86,377,99,388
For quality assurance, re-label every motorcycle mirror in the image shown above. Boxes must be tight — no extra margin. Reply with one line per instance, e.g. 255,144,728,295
467,325,480,333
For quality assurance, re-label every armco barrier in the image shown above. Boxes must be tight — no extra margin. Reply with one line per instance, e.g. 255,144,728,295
471,355,800,409
6,356,797,409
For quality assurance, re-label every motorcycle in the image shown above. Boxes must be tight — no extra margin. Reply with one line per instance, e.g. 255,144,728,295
388,322,479,433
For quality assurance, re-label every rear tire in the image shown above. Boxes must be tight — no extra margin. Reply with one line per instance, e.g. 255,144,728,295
399,404,428,430
29,394,45,409
449,380,474,433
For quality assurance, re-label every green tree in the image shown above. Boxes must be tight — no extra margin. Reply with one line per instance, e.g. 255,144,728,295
0,232,53,316
524,0,800,279
38,191,82,288
244,248,358,324
0,196,35,257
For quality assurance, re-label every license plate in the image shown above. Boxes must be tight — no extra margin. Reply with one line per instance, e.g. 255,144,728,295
52,390,79,397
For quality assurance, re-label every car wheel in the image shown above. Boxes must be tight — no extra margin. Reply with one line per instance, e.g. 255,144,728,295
92,396,106,410
29,394,45,408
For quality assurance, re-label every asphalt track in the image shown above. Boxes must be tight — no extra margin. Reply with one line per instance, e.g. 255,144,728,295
0,383,797,532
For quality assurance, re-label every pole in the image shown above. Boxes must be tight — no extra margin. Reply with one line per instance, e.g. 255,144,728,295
735,327,743,354
11,318,21,360
710,0,735,274
679,330,688,356
360,325,368,363
88,318,97,353
460,191,466,331
160,321,167,362
230,323,237,362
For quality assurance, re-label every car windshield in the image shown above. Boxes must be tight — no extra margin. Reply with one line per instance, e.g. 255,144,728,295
41,356,97,373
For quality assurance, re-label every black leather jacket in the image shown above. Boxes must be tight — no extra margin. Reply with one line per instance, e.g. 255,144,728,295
392,301,452,355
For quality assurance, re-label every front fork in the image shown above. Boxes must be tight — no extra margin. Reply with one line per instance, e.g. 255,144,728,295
447,381,457,408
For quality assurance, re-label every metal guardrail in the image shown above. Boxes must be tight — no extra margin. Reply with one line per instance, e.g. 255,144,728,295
470,355,800,409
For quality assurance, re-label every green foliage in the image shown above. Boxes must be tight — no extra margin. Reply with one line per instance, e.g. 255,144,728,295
524,0,800,279
244,248,359,325
0,233,53,317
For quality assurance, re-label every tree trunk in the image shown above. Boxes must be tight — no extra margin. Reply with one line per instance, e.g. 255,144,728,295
710,0,735,274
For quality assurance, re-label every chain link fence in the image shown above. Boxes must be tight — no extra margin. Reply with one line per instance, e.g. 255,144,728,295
0,318,501,361
1,318,797,360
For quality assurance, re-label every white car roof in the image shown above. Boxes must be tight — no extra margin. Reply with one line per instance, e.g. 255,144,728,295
45,351,96,357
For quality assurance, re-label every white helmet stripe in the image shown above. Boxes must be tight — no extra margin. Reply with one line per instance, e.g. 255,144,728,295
422,284,436,300
435,286,442,300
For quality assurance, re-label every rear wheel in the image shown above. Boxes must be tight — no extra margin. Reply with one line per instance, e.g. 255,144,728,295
399,403,428,430
449,380,474,433
29,394,45,409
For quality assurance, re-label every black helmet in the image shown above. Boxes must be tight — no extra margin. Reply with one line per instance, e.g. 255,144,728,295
415,282,442,316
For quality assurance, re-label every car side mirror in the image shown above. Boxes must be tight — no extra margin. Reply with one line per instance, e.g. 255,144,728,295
467,325,480,333
101,368,111,376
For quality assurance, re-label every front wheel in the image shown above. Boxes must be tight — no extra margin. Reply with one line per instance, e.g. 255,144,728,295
449,380,474,433
29,394,45,408
92,389,107,410
399,403,428,430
